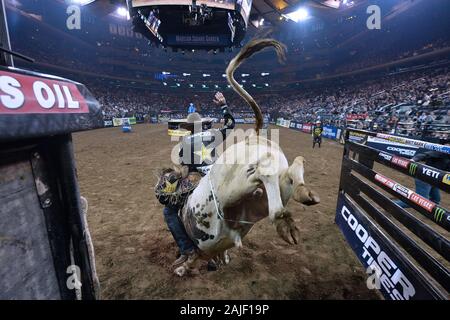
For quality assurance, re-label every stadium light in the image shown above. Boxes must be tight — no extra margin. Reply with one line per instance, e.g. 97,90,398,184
343,0,355,7
252,84,256,87
189,84,194,88
182,73,191,76
215,85,219,88
116,7,129,18
261,72,270,76
162,71,171,75
283,7,309,23
176,83,181,87
241,73,250,77
254,17,265,28
265,83,269,87
222,74,227,78
203,74,211,77
163,82,167,86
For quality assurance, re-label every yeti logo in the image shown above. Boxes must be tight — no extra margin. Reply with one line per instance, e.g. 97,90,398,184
367,5,381,30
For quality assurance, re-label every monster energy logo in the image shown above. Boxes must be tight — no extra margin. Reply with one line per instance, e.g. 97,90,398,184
434,207,445,223
409,163,418,175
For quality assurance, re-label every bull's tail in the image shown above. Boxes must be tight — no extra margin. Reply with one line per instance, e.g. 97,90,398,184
226,39,286,134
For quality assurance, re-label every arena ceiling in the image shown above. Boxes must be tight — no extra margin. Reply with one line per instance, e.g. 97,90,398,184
90,0,366,26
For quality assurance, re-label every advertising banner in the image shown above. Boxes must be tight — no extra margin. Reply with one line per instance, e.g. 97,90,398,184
367,137,419,158
302,123,312,133
0,69,88,114
335,194,441,300
104,120,113,127
346,113,368,120
113,117,137,127
276,118,290,128
323,125,338,139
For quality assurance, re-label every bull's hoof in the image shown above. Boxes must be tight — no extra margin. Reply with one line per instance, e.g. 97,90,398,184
275,213,300,245
305,190,320,206
293,186,320,206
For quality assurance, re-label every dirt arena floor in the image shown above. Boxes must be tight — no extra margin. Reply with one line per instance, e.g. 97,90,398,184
73,124,384,300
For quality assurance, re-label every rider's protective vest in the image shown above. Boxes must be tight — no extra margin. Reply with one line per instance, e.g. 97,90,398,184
179,105,235,173
313,125,323,137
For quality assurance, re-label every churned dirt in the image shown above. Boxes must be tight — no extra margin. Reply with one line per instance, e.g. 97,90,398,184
73,124,381,299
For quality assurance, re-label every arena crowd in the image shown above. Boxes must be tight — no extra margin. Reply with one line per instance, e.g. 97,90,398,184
89,65,449,139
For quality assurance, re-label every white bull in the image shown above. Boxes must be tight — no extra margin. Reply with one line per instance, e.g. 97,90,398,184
176,134,319,276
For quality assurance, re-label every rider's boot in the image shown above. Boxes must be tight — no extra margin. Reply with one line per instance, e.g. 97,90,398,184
172,248,196,267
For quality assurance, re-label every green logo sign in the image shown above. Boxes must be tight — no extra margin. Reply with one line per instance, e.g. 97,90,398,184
409,163,418,175
434,207,445,222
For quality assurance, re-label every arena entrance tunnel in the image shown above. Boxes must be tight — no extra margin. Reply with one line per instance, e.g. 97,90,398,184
336,129,450,300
